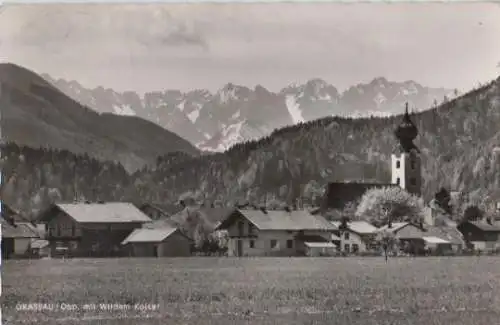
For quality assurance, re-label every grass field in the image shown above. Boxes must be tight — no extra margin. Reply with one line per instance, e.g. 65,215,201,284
2,257,500,325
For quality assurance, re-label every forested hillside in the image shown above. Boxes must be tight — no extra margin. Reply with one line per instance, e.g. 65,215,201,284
0,63,199,172
0,143,135,218
132,76,500,208
1,76,500,218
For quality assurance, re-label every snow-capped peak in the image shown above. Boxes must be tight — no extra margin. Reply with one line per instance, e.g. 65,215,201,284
285,95,305,124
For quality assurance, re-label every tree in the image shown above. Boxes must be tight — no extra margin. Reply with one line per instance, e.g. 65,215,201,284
355,186,426,226
462,205,484,222
376,227,398,262
342,200,360,220
434,187,452,215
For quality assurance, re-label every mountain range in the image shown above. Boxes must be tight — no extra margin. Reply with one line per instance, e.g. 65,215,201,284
2,63,499,222
41,74,455,152
0,63,199,172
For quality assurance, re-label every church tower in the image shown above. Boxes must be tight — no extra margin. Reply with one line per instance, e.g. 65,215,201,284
391,103,422,196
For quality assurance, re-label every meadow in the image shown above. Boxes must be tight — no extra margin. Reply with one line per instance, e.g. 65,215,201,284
2,257,500,325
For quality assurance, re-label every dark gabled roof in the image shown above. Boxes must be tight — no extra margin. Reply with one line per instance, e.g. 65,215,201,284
322,182,396,210
1,218,39,238
0,203,31,223
465,221,500,232
137,202,184,219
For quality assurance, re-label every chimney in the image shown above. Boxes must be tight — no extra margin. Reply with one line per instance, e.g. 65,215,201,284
284,206,291,212
179,200,186,208
259,206,267,214
486,217,493,225
388,220,392,229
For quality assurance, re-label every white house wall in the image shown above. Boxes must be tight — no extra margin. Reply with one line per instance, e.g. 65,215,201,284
14,238,31,255
339,230,369,253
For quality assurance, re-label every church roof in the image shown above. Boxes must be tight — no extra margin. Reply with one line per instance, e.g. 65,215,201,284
322,182,397,210
394,103,419,153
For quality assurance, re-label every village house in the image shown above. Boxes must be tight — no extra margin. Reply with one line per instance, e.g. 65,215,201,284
331,221,379,253
121,227,192,257
378,222,426,254
1,217,39,258
424,226,465,254
457,220,500,252
1,203,40,259
378,222,458,255
215,207,336,257
421,200,466,253
37,202,151,257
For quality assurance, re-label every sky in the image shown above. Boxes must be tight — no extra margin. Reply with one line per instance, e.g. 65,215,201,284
0,2,499,94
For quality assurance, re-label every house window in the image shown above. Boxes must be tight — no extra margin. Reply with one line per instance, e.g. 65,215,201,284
287,240,293,249
410,159,416,170
344,244,350,252
396,177,401,185
71,224,76,237
249,240,255,248
410,177,417,186
396,160,400,169
352,244,359,253
344,232,350,240
270,240,278,249
57,225,61,237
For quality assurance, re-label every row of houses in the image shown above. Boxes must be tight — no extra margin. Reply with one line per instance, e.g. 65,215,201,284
3,103,500,258
3,199,500,259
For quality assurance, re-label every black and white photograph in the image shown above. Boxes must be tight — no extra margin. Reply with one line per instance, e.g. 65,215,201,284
1,2,500,324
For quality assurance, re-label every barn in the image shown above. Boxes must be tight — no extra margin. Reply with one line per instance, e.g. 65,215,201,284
37,202,151,257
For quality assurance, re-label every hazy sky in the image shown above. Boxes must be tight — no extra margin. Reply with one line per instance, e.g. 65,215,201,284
1,3,499,93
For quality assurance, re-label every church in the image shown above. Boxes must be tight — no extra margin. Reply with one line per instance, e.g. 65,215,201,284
320,102,422,214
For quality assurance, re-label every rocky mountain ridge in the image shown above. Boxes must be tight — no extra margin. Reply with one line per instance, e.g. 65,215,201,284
42,74,455,152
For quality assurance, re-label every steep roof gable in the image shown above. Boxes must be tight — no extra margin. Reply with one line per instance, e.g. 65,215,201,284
217,208,335,231
40,202,152,223
330,220,379,234
121,227,178,244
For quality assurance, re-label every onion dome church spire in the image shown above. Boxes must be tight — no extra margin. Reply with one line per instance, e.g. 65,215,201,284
394,102,419,153
391,102,422,196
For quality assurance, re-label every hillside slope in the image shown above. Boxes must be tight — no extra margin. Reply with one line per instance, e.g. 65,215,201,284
0,63,199,171
132,76,500,208
1,73,499,219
